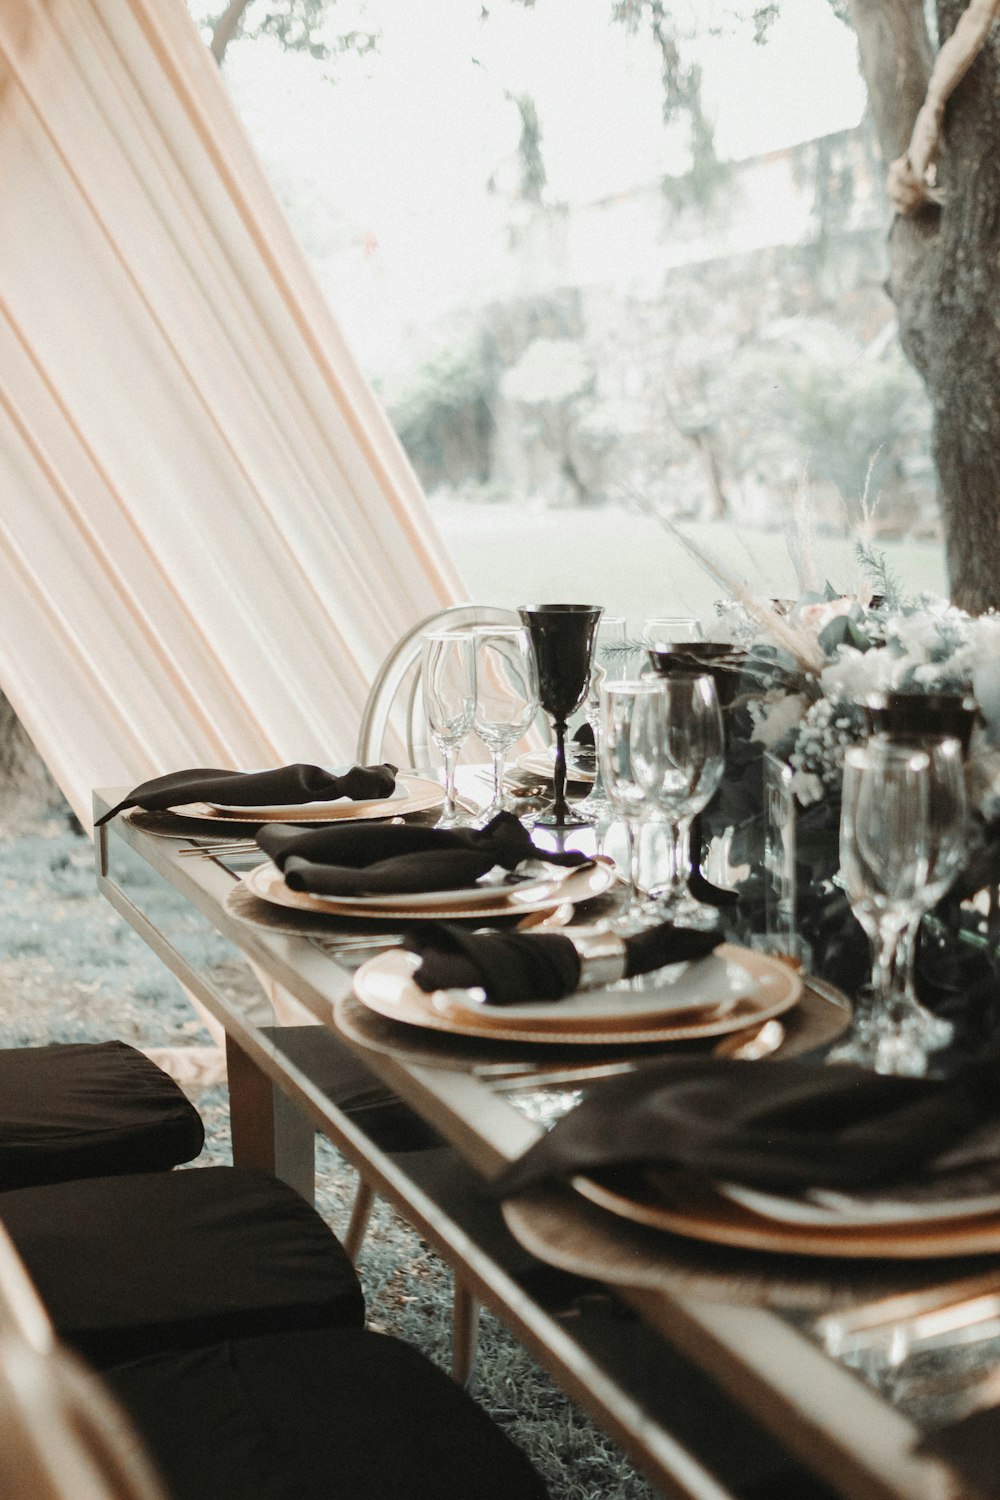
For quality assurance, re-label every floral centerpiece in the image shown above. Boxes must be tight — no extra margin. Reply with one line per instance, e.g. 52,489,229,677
701,566,1000,1050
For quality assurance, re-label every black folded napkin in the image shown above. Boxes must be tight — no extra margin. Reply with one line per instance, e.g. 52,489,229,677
492,1049,1000,1198
96,763,397,826
256,811,589,898
404,921,722,1005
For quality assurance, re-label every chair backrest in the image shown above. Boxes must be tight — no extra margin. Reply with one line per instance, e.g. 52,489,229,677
0,1224,169,1500
356,604,522,771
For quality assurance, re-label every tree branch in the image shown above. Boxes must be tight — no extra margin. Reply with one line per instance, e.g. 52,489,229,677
887,0,1000,213
210,0,253,64
848,0,935,161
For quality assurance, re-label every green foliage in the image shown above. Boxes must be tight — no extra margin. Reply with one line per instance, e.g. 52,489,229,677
386,334,499,484
511,92,546,204
216,0,378,64
854,539,904,610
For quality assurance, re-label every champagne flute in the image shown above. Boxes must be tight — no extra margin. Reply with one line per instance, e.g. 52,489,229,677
647,674,726,930
472,626,539,823
421,630,476,829
892,735,967,1055
575,615,628,823
599,680,665,931
832,740,934,1075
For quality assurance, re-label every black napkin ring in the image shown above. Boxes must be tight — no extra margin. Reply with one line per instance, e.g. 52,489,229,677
568,928,627,988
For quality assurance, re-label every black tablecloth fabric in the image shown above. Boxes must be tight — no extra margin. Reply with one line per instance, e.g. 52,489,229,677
257,810,588,897
404,921,722,1005
0,1041,204,1188
1,1167,364,1367
917,1405,1000,1498
95,762,397,825
492,1050,1000,1197
107,1327,550,1500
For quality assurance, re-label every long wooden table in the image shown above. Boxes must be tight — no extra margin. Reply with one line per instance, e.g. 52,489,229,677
94,790,970,1500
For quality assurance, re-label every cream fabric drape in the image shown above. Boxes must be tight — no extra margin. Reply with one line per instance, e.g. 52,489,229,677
0,0,466,830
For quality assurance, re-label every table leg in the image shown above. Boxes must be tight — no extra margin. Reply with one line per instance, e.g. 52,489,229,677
225,1035,315,1202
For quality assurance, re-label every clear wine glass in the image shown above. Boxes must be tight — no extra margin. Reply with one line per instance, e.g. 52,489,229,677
640,617,703,653
421,630,476,829
892,734,967,1055
599,679,665,932
472,626,539,824
575,615,628,824
831,740,937,1075
647,673,726,930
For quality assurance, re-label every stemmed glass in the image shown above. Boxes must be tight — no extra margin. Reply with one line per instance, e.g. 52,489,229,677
421,630,476,829
518,604,603,829
640,617,703,651
888,735,967,1056
646,674,726,930
830,739,964,1075
575,615,628,823
471,626,539,824
599,680,665,931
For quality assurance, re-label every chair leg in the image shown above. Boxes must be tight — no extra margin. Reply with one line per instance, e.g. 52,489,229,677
451,1279,480,1387
342,1180,376,1262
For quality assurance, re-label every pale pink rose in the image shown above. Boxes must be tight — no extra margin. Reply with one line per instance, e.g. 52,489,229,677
794,598,857,633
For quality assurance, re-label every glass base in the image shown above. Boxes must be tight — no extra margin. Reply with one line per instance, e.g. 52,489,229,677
572,791,614,824
647,885,723,932
528,802,593,831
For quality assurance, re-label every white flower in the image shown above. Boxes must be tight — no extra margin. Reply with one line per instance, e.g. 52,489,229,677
819,647,899,702
789,769,824,806
750,691,809,748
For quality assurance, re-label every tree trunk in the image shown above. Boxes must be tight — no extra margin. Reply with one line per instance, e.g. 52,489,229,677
210,0,252,64
849,0,1000,610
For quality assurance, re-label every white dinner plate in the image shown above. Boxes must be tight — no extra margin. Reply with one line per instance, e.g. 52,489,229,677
170,775,444,824
243,855,616,921
351,942,802,1044
715,1179,1000,1228
206,779,411,818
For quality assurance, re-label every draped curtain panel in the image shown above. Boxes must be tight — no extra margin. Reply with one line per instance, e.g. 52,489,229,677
0,0,466,828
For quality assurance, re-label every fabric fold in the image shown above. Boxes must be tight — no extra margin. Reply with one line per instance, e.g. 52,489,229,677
96,762,397,825
405,920,721,1006
257,811,589,897
491,1050,1000,1197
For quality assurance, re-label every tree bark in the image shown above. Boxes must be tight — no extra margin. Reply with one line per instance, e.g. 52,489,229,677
210,0,252,63
849,0,1000,610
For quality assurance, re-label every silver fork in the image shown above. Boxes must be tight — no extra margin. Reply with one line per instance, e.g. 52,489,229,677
178,840,261,857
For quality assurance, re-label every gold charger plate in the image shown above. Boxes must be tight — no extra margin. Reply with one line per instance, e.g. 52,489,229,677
169,774,445,825
573,1172,1000,1259
243,856,616,922
350,943,802,1045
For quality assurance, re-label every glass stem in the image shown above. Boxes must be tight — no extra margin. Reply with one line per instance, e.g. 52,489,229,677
674,815,693,892
871,916,908,1029
587,709,606,797
552,719,569,823
442,744,458,819
489,747,505,813
622,816,642,915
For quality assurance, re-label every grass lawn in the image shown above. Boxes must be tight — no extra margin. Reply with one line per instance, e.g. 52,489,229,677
430,500,948,622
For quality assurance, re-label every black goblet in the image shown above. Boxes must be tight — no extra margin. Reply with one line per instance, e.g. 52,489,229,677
518,603,604,828
863,691,980,758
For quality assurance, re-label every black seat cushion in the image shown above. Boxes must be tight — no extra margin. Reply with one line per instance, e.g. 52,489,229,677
0,1167,364,1367
0,1041,204,1189
107,1326,550,1500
